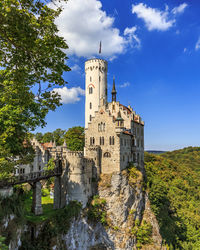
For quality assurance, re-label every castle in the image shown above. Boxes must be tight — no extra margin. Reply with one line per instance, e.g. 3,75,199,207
17,57,144,208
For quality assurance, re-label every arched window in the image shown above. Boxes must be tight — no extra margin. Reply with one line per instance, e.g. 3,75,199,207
89,115,92,122
104,152,111,158
90,102,92,109
109,136,112,145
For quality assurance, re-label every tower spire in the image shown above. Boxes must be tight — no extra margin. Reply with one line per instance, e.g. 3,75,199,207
111,76,117,102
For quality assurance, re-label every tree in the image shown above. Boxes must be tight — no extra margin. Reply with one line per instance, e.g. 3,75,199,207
52,128,66,146
0,0,70,178
64,127,84,151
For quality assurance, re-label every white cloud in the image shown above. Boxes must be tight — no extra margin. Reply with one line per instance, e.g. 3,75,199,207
183,48,187,53
52,86,85,104
132,3,187,32
132,3,175,31
172,3,188,15
195,38,200,51
119,82,130,88
49,0,138,58
124,27,141,48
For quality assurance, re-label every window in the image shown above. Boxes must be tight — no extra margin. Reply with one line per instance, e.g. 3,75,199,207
112,136,115,145
98,123,101,132
109,136,115,145
104,152,111,158
90,76,92,82
99,76,101,82
89,87,93,94
103,123,105,131
93,137,95,145
100,137,104,145
89,115,92,122
90,137,95,145
90,102,92,109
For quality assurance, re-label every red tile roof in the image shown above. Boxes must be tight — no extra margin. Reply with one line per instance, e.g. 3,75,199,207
42,142,53,150
119,104,132,114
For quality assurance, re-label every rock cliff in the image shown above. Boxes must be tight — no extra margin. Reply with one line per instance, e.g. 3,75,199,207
62,170,163,250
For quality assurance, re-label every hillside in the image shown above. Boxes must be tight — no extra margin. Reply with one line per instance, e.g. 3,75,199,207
145,147,200,249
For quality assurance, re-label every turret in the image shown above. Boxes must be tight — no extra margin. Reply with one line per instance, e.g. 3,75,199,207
85,58,108,128
111,76,117,102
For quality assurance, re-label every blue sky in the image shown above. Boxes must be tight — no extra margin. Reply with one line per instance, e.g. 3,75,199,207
36,0,200,151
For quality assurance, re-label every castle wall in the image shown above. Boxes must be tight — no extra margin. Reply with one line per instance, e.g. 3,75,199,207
65,151,93,208
85,107,121,174
119,133,133,171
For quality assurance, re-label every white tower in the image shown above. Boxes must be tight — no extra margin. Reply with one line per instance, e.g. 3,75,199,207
85,59,108,128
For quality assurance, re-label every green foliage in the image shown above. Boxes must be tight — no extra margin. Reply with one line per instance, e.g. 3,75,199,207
44,158,55,171
87,195,107,225
20,201,82,250
145,147,200,249
0,236,8,250
131,220,152,249
127,162,143,188
0,0,70,176
64,126,85,151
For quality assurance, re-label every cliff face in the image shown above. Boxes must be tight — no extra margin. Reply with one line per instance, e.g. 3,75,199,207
62,170,162,250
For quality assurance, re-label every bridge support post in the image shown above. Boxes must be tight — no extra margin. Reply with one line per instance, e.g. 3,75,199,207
54,176,61,209
32,181,43,215
54,170,67,209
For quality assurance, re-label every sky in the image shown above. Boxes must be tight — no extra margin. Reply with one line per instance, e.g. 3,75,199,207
36,0,200,151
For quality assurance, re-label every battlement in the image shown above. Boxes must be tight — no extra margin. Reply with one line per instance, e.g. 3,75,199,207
85,58,107,72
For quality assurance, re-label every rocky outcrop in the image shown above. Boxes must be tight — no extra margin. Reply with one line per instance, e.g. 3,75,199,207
62,171,145,249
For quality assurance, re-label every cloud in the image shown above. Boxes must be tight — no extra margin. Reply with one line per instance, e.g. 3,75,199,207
124,27,141,48
119,82,130,88
52,86,85,104
195,38,200,51
183,48,187,53
172,3,188,15
132,3,175,31
70,64,81,73
49,0,138,58
132,3,187,31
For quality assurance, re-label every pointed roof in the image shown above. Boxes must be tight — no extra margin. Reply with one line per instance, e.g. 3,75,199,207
111,76,117,94
116,111,124,121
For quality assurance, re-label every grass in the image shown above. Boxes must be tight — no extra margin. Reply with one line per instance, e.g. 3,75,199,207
24,188,57,223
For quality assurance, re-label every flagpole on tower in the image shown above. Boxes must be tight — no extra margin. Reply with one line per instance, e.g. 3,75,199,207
99,41,102,58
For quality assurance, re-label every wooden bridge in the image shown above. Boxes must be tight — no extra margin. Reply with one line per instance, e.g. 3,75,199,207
0,167,62,188
0,165,65,215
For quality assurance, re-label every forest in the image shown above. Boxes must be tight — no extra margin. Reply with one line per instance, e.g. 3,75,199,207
145,147,200,249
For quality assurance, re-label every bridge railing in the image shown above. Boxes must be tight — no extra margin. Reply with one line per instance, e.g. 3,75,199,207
0,167,62,187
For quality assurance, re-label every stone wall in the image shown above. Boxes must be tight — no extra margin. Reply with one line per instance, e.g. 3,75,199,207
65,151,93,207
